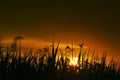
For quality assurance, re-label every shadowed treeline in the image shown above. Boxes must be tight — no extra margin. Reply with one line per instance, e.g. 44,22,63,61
0,36,120,80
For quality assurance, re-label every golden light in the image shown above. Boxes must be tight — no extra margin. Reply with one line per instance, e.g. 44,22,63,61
69,57,78,66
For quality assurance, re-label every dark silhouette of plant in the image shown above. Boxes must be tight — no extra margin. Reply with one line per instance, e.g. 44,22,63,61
0,36,119,80
14,35,24,56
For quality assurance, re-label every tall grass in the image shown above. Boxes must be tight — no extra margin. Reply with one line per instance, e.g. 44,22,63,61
0,37,120,80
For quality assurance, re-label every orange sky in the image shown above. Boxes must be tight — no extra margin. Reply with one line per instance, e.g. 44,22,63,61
0,0,120,64
2,37,119,64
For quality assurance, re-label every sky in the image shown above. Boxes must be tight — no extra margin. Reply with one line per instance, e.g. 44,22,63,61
0,0,120,60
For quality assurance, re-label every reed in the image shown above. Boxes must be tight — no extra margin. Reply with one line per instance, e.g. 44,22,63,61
0,36,119,80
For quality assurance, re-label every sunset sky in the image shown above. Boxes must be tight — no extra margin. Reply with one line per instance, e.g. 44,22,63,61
0,0,120,59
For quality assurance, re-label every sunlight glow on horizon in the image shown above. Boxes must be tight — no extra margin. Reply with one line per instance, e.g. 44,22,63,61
1,37,119,64
69,57,79,66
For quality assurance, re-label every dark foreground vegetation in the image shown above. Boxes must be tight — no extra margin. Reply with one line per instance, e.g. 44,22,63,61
0,36,120,80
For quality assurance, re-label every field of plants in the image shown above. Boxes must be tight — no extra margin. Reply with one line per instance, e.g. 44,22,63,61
0,35,120,80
